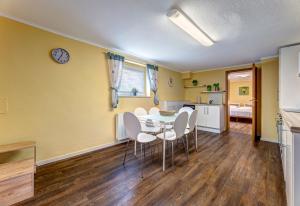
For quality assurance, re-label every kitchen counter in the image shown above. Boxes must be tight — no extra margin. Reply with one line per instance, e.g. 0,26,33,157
281,110,300,133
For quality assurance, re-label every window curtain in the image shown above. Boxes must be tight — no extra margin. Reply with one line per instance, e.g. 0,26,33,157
107,52,125,108
146,64,159,105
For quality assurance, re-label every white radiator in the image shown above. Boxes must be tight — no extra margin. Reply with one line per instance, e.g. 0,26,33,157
116,113,128,141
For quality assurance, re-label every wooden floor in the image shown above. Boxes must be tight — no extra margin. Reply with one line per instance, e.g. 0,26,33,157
230,122,252,135
17,130,286,206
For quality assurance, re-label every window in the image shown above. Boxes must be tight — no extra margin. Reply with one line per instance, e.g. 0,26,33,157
119,64,150,97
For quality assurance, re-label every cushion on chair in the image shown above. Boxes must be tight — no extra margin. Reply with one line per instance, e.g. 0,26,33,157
137,133,157,143
156,130,177,141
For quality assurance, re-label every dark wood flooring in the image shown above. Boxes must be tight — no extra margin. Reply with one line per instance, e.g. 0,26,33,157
17,129,286,206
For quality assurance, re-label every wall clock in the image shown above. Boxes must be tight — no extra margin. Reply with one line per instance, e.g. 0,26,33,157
51,48,70,64
168,77,174,87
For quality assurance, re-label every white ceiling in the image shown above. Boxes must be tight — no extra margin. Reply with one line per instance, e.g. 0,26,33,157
1,0,300,71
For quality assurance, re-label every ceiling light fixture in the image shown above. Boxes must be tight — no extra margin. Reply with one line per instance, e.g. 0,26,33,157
236,74,250,78
167,9,214,46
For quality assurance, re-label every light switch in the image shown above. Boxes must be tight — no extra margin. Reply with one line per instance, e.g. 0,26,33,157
0,98,8,114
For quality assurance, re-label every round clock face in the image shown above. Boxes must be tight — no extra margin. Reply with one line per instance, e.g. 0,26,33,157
168,77,174,87
51,48,70,64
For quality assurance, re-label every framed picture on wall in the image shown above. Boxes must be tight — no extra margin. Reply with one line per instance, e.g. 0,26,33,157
239,86,249,95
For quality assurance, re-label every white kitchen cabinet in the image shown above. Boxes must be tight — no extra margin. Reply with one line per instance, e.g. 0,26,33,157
195,105,225,133
196,106,206,127
279,45,300,109
206,106,220,129
280,119,300,206
281,127,287,181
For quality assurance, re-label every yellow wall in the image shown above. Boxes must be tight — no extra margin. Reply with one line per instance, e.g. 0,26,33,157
228,80,252,105
0,17,184,162
261,59,279,140
184,65,251,103
183,60,279,141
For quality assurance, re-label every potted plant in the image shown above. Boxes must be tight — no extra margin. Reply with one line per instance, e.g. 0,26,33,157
192,79,198,86
207,85,212,91
213,83,220,91
131,88,138,96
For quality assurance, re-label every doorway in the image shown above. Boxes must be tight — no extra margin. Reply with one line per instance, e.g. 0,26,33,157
225,65,261,143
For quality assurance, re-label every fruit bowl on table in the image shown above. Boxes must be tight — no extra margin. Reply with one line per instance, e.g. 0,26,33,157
159,110,176,116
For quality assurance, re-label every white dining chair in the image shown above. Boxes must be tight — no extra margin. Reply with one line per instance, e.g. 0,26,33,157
178,106,194,117
134,107,147,116
123,112,157,178
133,107,160,157
149,107,160,115
184,110,198,156
156,112,189,166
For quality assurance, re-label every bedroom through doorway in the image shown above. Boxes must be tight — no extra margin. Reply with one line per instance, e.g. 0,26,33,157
226,69,253,136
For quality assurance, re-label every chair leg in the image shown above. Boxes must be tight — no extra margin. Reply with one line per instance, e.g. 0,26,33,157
150,142,153,160
140,143,144,179
186,135,189,160
134,140,137,156
144,143,146,159
123,140,130,166
194,127,198,152
182,137,186,152
171,141,174,166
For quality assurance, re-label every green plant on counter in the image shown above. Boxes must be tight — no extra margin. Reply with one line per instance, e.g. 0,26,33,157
213,83,220,91
192,79,198,86
207,85,212,91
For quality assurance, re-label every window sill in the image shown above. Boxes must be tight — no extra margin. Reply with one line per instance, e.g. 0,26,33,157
119,96,151,98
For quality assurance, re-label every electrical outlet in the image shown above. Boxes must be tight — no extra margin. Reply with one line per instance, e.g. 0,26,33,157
0,98,8,114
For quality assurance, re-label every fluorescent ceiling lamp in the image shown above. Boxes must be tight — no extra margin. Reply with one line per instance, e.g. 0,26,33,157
236,74,250,78
167,9,214,46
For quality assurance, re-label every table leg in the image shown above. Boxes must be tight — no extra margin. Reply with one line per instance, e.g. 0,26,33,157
163,124,166,171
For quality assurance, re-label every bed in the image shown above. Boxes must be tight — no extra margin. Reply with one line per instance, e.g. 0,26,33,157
230,104,252,122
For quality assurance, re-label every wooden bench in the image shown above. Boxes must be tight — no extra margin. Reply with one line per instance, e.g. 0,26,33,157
0,141,36,206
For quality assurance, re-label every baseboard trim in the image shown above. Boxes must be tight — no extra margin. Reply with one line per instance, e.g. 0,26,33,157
197,126,224,134
260,137,278,143
36,140,126,166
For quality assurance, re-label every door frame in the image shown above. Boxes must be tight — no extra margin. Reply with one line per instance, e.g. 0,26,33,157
225,64,260,143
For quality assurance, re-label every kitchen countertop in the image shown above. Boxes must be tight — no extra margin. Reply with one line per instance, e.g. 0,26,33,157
281,110,300,133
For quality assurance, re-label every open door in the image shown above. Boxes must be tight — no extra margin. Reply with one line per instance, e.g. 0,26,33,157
251,64,258,144
225,64,261,144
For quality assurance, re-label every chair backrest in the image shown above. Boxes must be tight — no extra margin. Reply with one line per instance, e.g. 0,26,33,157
174,112,188,138
188,110,198,132
123,112,141,140
149,107,160,115
134,107,147,116
178,107,193,117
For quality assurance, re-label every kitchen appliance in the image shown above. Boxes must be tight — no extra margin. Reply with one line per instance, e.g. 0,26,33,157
182,104,195,110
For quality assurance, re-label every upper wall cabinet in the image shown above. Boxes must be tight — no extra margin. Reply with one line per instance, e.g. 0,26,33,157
279,44,300,109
